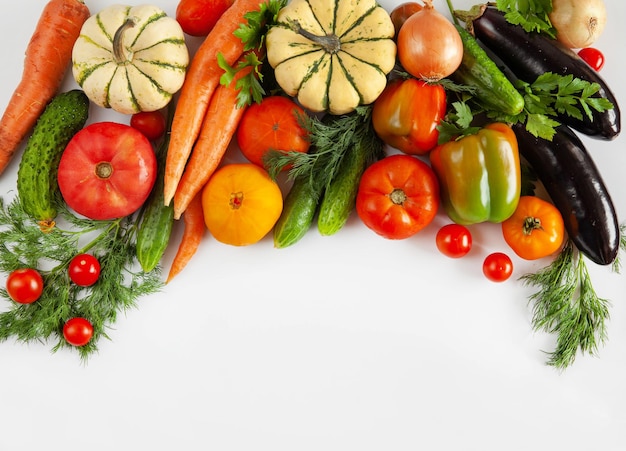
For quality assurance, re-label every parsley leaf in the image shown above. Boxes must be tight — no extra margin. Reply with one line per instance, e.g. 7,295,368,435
495,0,556,37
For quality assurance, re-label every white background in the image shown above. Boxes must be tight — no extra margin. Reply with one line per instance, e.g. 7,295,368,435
1,0,625,450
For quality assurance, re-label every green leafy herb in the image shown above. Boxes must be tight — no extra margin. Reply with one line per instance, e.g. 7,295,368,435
495,0,556,37
218,0,287,106
442,72,614,141
0,196,162,361
264,106,384,192
520,241,613,370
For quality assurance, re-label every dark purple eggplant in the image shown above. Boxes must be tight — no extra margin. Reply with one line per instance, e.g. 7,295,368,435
512,122,620,265
471,6,620,141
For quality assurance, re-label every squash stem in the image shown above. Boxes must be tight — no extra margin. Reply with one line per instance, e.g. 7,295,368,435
112,18,135,64
288,20,341,54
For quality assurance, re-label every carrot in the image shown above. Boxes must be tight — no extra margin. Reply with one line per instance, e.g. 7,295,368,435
172,65,253,220
0,0,90,175
163,0,265,206
166,192,206,284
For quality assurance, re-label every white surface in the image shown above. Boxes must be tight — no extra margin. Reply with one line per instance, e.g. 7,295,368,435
1,1,625,450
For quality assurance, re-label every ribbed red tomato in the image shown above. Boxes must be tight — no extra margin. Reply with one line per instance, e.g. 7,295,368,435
356,154,439,239
58,122,157,221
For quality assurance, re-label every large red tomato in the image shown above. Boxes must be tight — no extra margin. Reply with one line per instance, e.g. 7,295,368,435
356,154,439,239
236,95,310,169
58,122,157,221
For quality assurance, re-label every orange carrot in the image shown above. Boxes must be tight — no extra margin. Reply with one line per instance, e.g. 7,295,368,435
0,0,90,175
172,65,253,220
163,0,265,206
166,192,206,284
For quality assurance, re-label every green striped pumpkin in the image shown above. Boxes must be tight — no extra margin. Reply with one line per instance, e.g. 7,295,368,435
266,0,396,115
72,4,189,115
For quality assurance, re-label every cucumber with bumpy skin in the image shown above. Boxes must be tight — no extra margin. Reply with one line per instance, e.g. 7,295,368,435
273,172,323,249
448,24,524,116
317,138,373,236
136,107,175,272
17,89,89,230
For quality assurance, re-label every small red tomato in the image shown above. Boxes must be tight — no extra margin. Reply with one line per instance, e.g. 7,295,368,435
356,154,439,239
578,47,605,71
68,254,101,287
236,96,310,169
436,224,472,258
130,111,166,141
63,317,94,347
482,252,513,282
176,0,234,36
6,268,44,304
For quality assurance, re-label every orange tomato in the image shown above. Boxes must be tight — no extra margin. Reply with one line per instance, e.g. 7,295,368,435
202,164,283,246
501,196,565,260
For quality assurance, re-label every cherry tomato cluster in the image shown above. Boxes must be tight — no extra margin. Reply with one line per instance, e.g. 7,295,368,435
4,253,101,346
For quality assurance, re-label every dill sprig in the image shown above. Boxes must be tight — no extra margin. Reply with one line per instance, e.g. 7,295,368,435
264,105,384,192
520,241,612,370
0,196,162,361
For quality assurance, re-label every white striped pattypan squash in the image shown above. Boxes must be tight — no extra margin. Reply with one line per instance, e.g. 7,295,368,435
265,0,396,115
72,4,189,114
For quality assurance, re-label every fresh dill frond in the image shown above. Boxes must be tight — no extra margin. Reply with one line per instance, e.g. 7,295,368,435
0,196,162,361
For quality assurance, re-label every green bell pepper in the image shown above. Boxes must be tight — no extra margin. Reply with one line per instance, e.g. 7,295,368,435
429,123,521,225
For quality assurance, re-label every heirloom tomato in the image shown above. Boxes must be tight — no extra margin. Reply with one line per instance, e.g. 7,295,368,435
356,154,439,239
176,0,234,36
236,96,310,169
501,196,565,260
57,122,157,221
372,77,446,155
483,252,513,282
63,317,94,347
202,164,283,246
430,123,521,225
6,268,44,304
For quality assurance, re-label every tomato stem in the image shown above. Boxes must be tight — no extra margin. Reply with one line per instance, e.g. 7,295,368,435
229,192,244,209
389,188,407,205
95,162,114,179
522,216,543,235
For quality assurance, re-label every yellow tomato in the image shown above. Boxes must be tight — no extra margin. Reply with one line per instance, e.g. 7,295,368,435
202,164,283,246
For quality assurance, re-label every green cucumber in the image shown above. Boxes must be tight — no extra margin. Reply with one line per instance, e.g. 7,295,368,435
136,107,175,272
273,172,324,249
317,139,370,236
448,24,525,116
17,89,89,229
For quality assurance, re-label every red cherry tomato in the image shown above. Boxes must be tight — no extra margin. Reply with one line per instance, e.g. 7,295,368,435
57,122,157,221
130,111,166,141
482,252,513,282
236,96,310,169
68,254,101,287
6,268,44,304
176,0,235,37
63,317,94,347
436,224,472,258
578,47,605,71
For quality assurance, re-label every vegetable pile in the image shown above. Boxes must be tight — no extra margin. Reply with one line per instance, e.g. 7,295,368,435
0,0,623,370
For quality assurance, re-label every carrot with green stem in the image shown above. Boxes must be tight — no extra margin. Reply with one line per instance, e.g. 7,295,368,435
172,62,254,219
166,192,206,284
163,0,266,206
0,0,90,175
